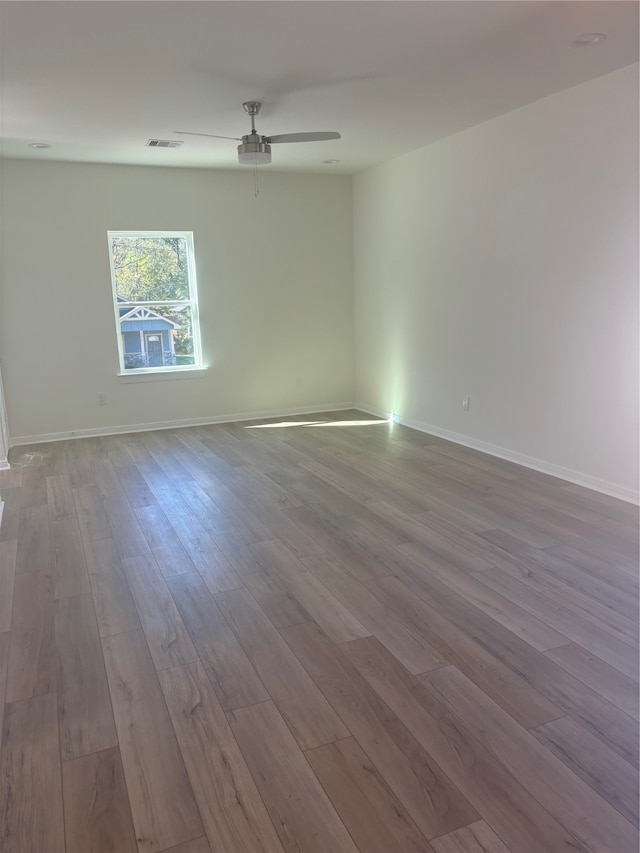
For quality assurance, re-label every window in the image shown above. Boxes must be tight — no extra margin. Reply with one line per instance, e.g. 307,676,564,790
107,231,203,374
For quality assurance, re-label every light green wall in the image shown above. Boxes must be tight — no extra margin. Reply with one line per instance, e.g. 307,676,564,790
354,65,639,498
0,162,354,440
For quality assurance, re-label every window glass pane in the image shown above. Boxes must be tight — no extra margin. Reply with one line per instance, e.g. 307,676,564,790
111,235,190,302
119,304,196,370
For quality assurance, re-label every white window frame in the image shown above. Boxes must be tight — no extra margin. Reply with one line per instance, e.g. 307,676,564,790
107,230,204,376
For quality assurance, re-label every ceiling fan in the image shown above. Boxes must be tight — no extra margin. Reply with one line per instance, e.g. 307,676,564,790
175,101,340,165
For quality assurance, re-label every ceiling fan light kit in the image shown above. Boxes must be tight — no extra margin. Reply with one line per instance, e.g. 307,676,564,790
175,100,340,165
237,139,272,165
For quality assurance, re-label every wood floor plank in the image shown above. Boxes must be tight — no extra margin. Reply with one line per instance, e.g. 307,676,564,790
74,484,112,542
480,554,638,648
195,545,244,596
0,693,65,853
532,715,639,827
229,700,358,853
138,472,188,512
249,539,371,642
20,466,48,508
396,509,500,573
558,483,639,525
0,539,17,632
205,485,273,544
46,472,76,521
135,504,197,577
485,550,638,646
396,540,569,650
102,629,204,853
284,442,402,508
341,635,584,853
497,544,638,621
123,554,198,670
0,465,23,489
284,567,371,642
303,551,445,674
544,642,639,720
279,621,479,840
421,665,637,852
169,514,243,592
115,463,158,508
548,543,639,595
84,536,141,638
210,529,265,581
158,661,284,853
534,506,638,563
433,590,640,768
158,838,211,853
366,574,563,728
56,592,117,760
51,516,91,599
215,587,350,749
91,458,126,499
272,475,408,546
184,487,240,536
5,569,56,703
478,526,542,558
213,532,311,629
237,495,329,559
62,747,138,853
102,494,153,559
0,630,9,744
158,481,236,536
15,504,51,574
305,736,433,853
167,572,269,711
65,439,96,487
284,504,397,580
431,820,512,853
474,566,638,679
243,580,311,630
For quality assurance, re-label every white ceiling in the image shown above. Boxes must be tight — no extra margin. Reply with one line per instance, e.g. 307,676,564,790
1,1,637,174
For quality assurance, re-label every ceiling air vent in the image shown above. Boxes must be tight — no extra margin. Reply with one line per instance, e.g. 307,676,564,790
146,139,183,148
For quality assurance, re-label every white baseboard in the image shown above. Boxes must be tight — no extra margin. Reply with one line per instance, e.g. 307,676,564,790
8,400,638,506
355,402,639,506
9,402,356,447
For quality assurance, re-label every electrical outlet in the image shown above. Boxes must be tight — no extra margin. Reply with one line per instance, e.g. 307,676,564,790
97,393,107,406
462,397,470,411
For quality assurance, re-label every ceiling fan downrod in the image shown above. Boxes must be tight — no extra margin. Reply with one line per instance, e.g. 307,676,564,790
239,101,270,164
243,101,262,134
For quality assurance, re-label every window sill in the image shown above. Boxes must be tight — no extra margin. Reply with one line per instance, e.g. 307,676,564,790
117,367,207,383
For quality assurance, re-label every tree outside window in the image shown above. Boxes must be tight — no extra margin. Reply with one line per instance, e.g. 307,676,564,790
108,232,203,373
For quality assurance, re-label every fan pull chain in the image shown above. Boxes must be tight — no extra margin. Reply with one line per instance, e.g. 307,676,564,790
253,155,260,197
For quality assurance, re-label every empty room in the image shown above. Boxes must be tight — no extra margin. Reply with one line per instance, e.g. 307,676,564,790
0,2,638,852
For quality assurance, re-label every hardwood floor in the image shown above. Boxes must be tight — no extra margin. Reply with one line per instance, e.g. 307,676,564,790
0,410,637,853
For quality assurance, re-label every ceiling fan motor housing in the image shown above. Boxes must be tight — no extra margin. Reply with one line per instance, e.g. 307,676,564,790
238,132,271,164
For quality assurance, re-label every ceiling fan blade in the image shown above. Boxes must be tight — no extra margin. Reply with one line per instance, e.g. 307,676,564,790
173,131,242,141
266,132,341,144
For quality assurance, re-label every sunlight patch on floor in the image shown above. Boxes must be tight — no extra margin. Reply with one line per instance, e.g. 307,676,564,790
306,419,388,427
244,418,388,430
244,421,327,429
